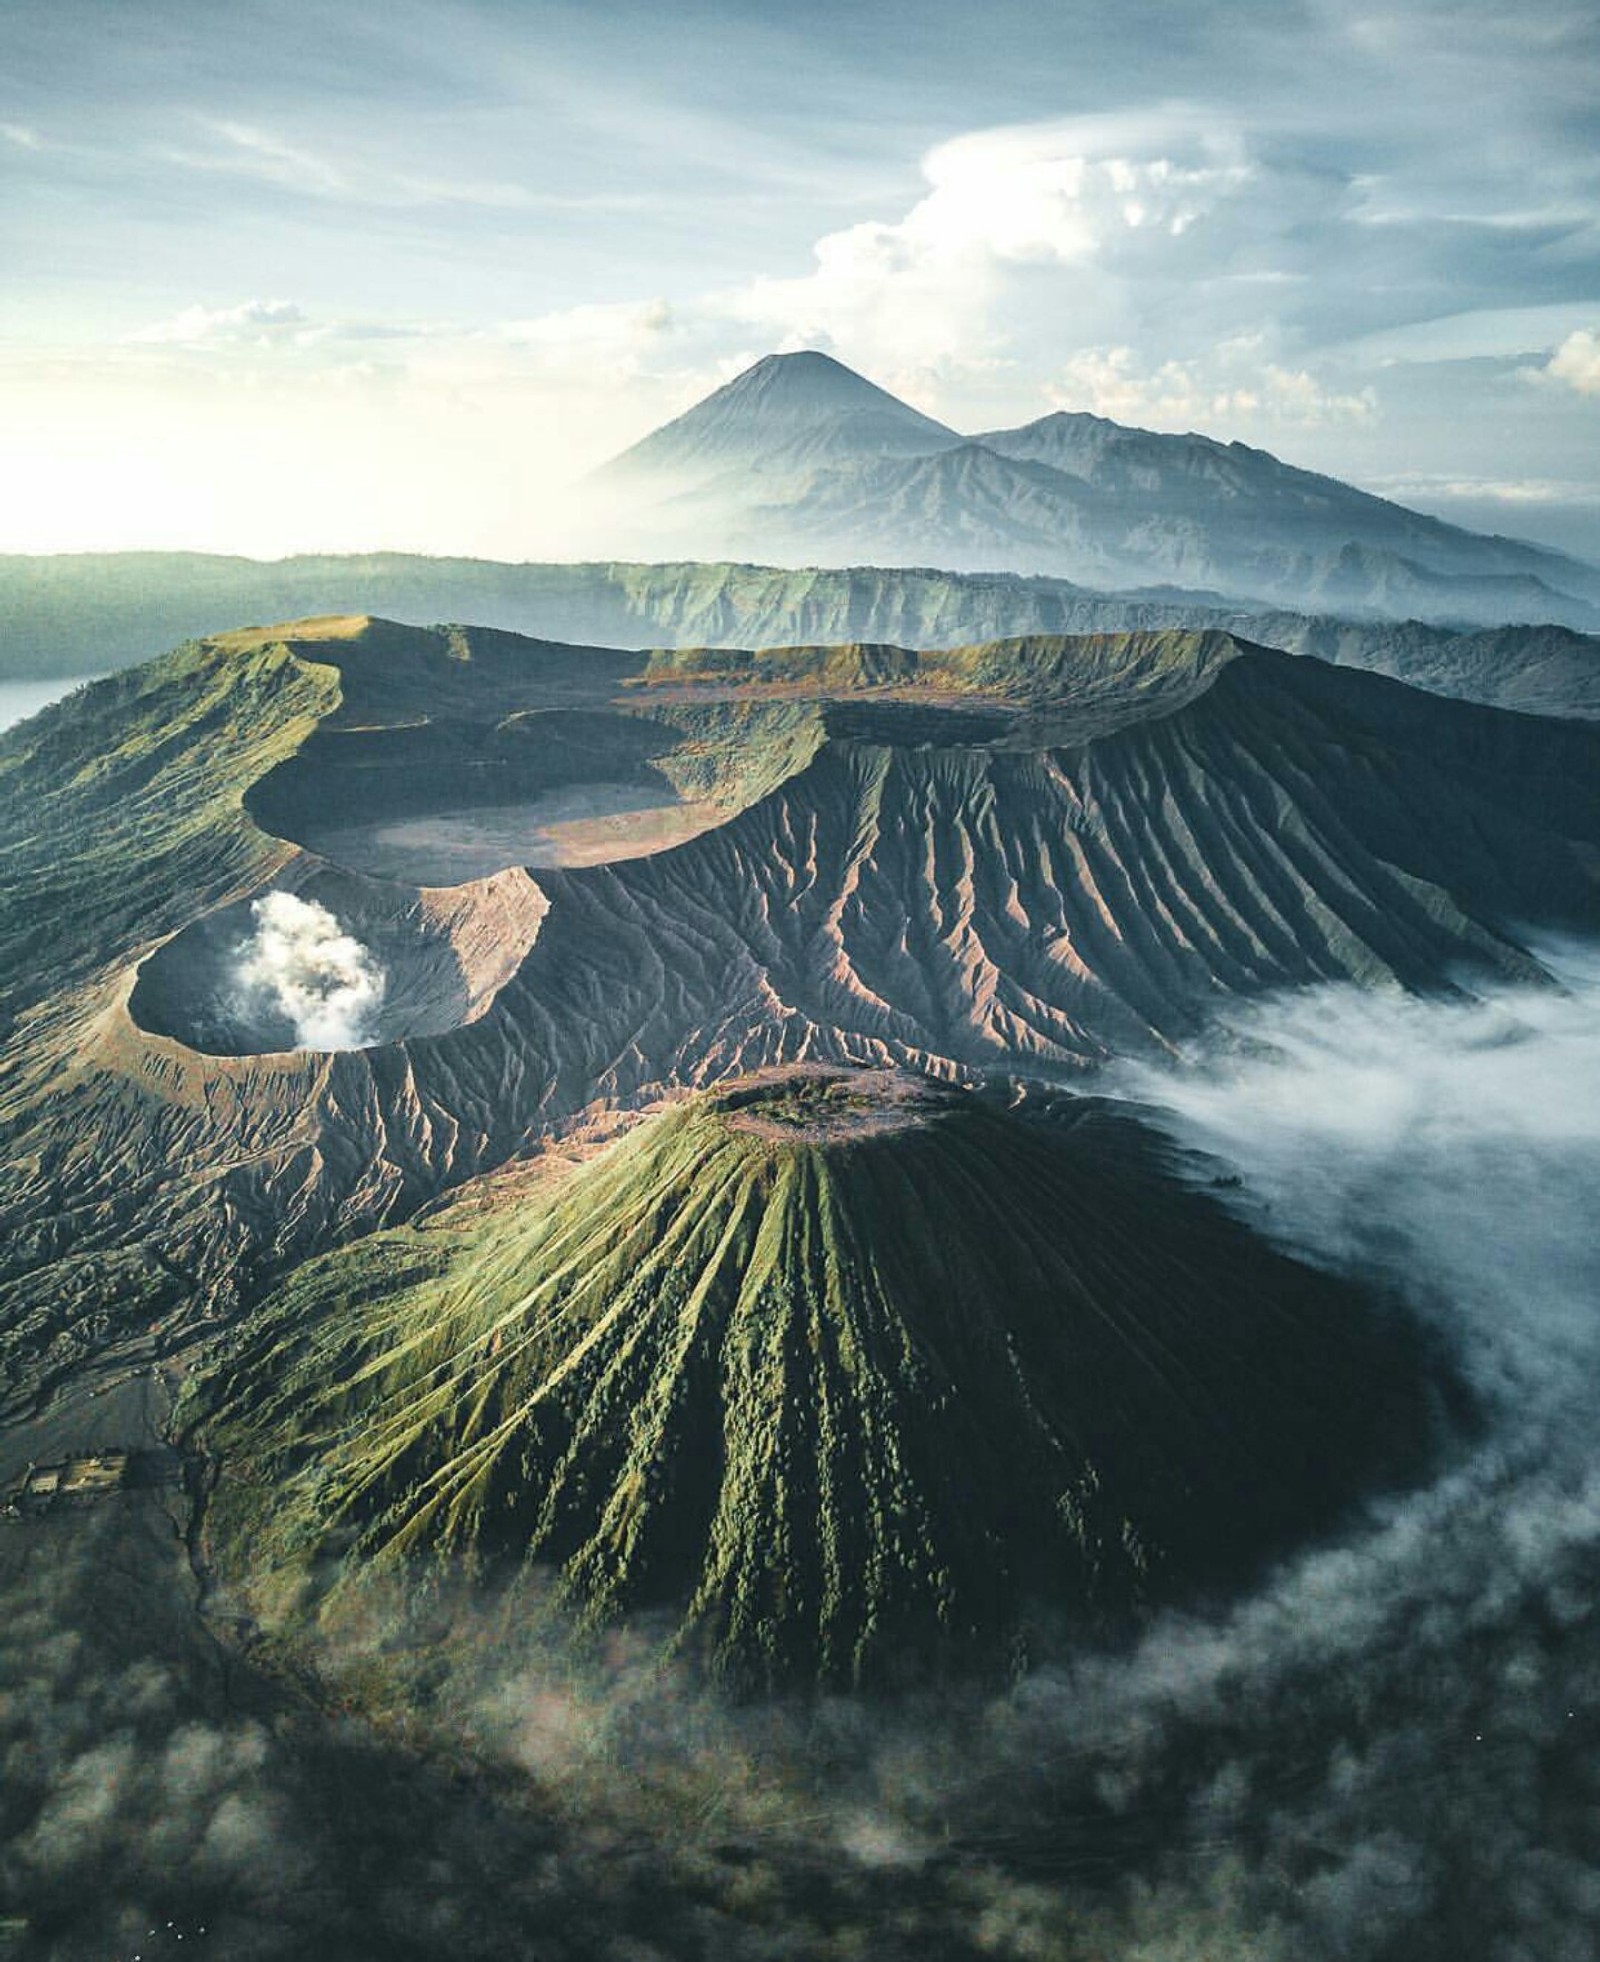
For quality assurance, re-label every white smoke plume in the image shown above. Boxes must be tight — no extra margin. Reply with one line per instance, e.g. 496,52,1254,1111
233,891,385,1050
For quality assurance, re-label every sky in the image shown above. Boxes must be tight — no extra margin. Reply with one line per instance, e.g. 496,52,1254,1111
1,0,1598,560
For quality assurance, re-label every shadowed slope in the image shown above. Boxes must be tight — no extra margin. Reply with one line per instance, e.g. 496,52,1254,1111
191,1072,1449,1691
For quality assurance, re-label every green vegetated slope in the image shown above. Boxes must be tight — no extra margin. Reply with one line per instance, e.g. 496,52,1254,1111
0,635,337,1037
188,1073,1446,1691
640,628,1235,745
641,625,1226,701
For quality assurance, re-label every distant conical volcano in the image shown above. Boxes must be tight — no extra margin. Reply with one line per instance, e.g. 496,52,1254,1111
598,349,963,484
192,1068,1448,1690
585,350,1600,626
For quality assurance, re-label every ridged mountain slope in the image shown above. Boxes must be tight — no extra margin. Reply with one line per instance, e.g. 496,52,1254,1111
188,1072,1448,1689
977,411,1600,603
4,621,1600,1397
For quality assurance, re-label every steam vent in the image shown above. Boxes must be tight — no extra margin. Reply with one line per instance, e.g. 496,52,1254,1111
130,867,545,1054
192,1067,1448,1690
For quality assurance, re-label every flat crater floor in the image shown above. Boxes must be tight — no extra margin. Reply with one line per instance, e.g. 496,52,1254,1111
301,784,728,880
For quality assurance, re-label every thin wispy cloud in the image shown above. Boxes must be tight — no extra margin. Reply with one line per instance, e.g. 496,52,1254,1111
157,117,543,210
1372,473,1600,508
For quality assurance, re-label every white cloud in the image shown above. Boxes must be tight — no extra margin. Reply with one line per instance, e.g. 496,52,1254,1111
200,120,346,197
1048,341,1377,431
723,113,1256,387
0,122,41,150
130,298,308,347
1114,942,1600,1406
903,115,1252,265
1545,327,1600,396
1371,473,1595,506
497,296,675,359
126,299,445,357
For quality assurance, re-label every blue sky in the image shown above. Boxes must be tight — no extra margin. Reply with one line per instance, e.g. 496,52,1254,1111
2,0,1597,557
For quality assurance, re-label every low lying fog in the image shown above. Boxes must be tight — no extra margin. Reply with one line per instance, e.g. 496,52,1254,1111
1117,938,1600,1414
9,943,1600,1960
1020,937,1600,1959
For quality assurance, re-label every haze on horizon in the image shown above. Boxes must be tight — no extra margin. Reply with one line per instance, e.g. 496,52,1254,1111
2,0,1598,562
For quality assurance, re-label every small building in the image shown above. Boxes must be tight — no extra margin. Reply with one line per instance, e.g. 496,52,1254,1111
8,1452,131,1515
60,1454,128,1497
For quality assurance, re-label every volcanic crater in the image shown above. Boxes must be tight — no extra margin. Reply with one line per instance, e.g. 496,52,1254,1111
128,863,547,1056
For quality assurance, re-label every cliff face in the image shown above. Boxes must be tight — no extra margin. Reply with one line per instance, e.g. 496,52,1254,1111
187,1073,1448,1690
3,617,1598,1400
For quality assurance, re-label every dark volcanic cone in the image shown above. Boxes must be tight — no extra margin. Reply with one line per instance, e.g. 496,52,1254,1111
193,1069,1449,1690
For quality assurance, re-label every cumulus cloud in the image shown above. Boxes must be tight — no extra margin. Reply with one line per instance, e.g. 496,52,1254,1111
1545,327,1600,396
723,112,1261,386
499,295,674,353
130,299,308,348
869,112,1254,267
128,298,449,357
1049,341,1377,431
233,891,385,1050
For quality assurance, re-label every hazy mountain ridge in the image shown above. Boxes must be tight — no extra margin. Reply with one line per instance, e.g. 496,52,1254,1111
595,353,1600,624
596,350,963,482
4,551,1599,719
